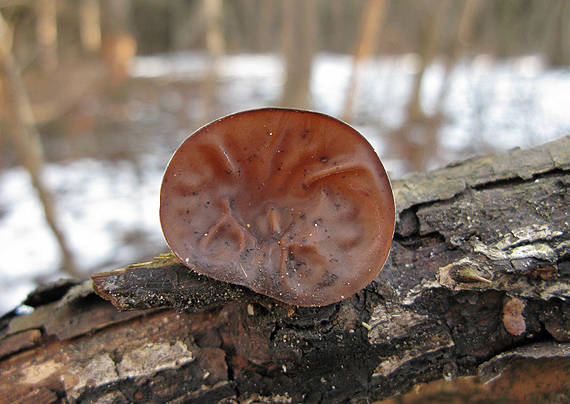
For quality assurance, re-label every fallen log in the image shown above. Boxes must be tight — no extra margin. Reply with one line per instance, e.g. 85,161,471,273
1,136,568,403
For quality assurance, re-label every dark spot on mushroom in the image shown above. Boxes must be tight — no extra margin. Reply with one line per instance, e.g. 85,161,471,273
159,108,395,307
317,272,338,289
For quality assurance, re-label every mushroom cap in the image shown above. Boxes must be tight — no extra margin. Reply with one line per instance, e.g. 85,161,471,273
160,108,395,306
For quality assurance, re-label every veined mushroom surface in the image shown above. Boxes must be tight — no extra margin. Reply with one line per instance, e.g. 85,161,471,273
160,108,395,306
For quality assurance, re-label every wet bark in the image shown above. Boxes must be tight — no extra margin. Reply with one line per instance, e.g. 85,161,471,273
1,137,568,403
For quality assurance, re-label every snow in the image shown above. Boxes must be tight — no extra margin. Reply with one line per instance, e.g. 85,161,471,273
0,159,165,314
0,52,568,314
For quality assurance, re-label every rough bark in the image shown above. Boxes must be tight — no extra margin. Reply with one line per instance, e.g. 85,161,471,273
1,137,568,403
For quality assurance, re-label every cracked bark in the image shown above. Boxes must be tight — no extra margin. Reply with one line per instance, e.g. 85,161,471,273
1,137,568,403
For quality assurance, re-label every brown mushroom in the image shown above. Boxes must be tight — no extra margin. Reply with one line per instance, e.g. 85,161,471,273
160,108,394,306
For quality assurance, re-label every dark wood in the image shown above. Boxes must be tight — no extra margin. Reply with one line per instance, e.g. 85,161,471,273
1,137,568,403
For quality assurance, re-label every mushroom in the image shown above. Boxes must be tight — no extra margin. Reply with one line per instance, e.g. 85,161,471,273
160,108,394,306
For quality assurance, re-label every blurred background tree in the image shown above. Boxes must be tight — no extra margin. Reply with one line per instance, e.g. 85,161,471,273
0,0,568,315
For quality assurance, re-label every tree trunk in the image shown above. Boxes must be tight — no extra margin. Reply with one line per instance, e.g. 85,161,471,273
35,0,58,71
341,0,388,122
548,0,570,67
256,0,276,53
390,0,451,173
406,0,449,122
101,0,135,86
0,13,79,278
199,0,225,124
1,137,569,403
79,0,102,53
496,0,515,58
279,0,318,109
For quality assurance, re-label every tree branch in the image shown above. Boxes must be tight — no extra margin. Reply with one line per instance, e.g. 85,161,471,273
1,136,568,403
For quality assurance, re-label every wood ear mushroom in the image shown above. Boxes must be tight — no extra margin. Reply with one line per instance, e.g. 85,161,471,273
160,108,395,306
159,108,395,307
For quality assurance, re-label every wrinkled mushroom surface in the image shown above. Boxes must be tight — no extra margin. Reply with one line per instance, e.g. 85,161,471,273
160,108,394,306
